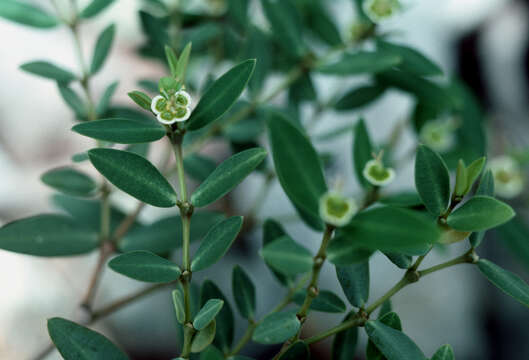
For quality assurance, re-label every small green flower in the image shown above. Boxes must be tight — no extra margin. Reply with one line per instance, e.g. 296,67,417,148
151,90,192,125
319,191,358,227
488,156,524,199
363,159,395,187
363,0,401,23
419,118,457,153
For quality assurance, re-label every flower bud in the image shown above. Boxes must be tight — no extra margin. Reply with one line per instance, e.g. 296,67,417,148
488,156,524,199
419,118,457,153
319,191,358,227
363,159,395,187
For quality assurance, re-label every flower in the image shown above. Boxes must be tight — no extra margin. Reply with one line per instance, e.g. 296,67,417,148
419,118,457,153
363,0,401,23
319,191,358,227
363,159,395,186
488,156,524,199
151,90,192,125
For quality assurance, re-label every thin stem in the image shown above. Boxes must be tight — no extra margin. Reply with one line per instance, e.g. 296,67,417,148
304,316,365,345
365,277,410,315
227,321,257,357
419,252,476,277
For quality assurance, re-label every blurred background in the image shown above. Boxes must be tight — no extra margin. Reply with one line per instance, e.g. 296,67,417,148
1,0,529,359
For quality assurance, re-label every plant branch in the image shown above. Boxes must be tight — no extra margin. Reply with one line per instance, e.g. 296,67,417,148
304,315,365,345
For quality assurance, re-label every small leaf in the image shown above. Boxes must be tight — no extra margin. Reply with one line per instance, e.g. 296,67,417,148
41,167,97,197
165,45,178,78
477,259,529,308
184,154,216,182
128,91,152,111
464,157,486,194
327,237,373,265
336,262,370,307
376,40,443,77
261,0,305,58
20,61,76,82
260,236,313,276
0,0,58,28
109,250,181,283
365,320,425,360
431,344,455,360
97,81,119,116
91,24,115,74
80,0,117,19
469,169,495,247
497,218,529,270
88,148,177,207
191,148,266,207
187,59,256,131
232,265,256,319
262,219,292,286
335,85,386,111
252,311,300,344
332,313,358,360
415,145,451,216
73,118,165,144
353,118,373,188
279,341,310,360
268,113,327,230
201,280,234,352
48,317,128,360
172,289,185,324
454,159,468,197
447,196,515,231
194,299,224,330
176,42,192,85
366,311,403,359
0,214,99,256
191,320,217,353
384,252,413,269
191,217,243,272
293,289,346,313
317,52,401,75
58,84,86,119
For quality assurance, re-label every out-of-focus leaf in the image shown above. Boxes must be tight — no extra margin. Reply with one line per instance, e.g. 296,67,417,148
91,24,115,74
41,167,97,197
477,259,529,308
252,311,300,344
109,250,181,283
261,236,313,275
0,0,58,28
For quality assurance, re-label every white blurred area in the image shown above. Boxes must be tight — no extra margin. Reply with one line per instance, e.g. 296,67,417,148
0,0,522,359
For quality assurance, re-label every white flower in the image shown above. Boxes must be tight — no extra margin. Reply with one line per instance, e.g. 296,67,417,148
319,191,358,227
363,159,396,187
151,91,192,125
419,118,457,153
488,156,524,199
363,0,401,23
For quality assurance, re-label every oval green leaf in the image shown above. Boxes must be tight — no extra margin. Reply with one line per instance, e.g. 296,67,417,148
335,84,386,111
477,259,529,308
200,280,234,352
0,0,58,28
353,118,373,188
191,320,217,353
41,167,97,197
415,145,451,216
447,196,515,232
194,299,224,330
48,317,128,360
88,148,177,207
20,61,76,82
336,262,370,307
109,250,181,283
279,341,310,360
327,237,373,265
91,23,115,74
293,289,346,313
252,311,300,344
191,216,243,272
80,0,117,19
332,313,358,360
187,59,256,131
260,236,313,276
74,119,166,144
232,265,256,319
184,154,217,182
172,289,185,324
0,214,99,257
191,148,266,207
317,51,401,75
431,344,455,360
365,320,426,360
376,40,443,77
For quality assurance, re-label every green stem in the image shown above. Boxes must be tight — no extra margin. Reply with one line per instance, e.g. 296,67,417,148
304,316,365,345
419,251,476,277
365,277,410,315
228,321,257,357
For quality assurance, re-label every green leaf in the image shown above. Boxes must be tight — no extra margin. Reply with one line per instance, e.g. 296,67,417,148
379,300,393,318
365,320,425,360
415,145,450,216
279,341,310,360
353,118,374,188
72,152,89,163
431,344,455,360
91,24,115,74
335,85,386,111
332,313,358,360
454,159,468,197
48,317,128,360
176,42,192,85
244,27,271,98
191,148,266,207
191,320,217,353
41,167,97,197
0,214,99,256
317,52,401,75
366,312,403,360
191,217,243,272
260,236,313,276
172,289,185,324
187,59,256,131
58,84,86,119
80,0,117,19
305,1,342,46
336,262,370,307
469,169,495,247
477,259,529,308
340,206,438,255
0,0,58,28
200,346,224,360
184,154,216,182
384,252,413,269
252,311,300,344
262,219,292,286
88,148,177,207
201,280,234,352
73,118,165,144
464,156,486,194
109,250,181,283
376,40,443,77
268,113,327,230
261,0,305,58
128,91,152,111
165,45,178,78
97,81,119,116
194,299,224,330
232,265,256,319
379,192,423,208
20,61,76,82
447,196,515,231
118,211,224,254
497,218,529,270
327,237,373,265
293,289,346,313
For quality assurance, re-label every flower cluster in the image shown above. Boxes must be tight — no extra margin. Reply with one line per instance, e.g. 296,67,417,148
319,191,358,227
488,156,524,199
151,90,192,125
363,0,401,23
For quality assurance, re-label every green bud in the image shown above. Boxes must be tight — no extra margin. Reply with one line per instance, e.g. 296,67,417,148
319,191,358,227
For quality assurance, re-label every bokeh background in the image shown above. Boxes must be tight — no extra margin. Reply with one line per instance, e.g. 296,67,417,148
1,0,529,359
